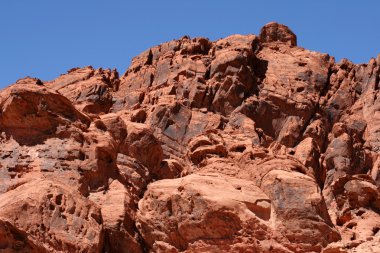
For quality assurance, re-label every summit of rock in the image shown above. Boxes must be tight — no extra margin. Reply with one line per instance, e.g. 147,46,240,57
259,22,297,46
0,23,380,253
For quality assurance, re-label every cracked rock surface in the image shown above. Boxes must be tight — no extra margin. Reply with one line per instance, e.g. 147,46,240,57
1,22,380,252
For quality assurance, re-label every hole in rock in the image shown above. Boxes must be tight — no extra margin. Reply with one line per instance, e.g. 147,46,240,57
346,222,357,229
356,210,365,216
231,145,246,153
55,194,63,205
78,151,86,161
95,120,107,131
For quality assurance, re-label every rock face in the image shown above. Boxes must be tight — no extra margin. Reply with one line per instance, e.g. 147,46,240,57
1,22,380,252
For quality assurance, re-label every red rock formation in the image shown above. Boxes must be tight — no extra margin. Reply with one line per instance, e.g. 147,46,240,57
1,22,380,252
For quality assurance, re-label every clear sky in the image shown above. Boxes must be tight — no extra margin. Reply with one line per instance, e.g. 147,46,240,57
1,1,380,88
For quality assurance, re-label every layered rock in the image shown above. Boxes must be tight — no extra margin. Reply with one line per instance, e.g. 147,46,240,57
1,22,380,252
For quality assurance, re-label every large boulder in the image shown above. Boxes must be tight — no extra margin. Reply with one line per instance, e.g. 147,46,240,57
0,180,103,252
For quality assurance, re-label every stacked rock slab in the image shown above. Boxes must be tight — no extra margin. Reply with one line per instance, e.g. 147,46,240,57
0,22,379,253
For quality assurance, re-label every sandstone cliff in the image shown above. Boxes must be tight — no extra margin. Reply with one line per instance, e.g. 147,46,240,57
0,22,380,253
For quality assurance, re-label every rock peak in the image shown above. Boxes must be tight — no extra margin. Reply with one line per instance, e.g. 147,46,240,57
259,22,297,46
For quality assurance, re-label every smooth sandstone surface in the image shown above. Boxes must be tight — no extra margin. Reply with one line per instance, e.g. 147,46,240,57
0,23,380,252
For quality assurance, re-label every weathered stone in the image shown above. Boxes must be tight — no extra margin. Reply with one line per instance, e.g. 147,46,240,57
1,22,380,252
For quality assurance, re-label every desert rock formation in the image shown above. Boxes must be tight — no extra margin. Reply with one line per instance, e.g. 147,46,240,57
1,22,380,252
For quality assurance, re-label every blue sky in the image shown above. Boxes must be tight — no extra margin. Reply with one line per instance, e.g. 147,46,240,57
1,1,379,88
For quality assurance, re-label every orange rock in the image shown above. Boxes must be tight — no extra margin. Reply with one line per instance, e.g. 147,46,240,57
0,180,103,252
1,22,380,252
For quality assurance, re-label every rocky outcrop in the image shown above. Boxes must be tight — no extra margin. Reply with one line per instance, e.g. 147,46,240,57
0,180,103,252
1,22,380,252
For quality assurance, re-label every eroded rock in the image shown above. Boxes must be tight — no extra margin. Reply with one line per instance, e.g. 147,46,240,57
1,22,380,252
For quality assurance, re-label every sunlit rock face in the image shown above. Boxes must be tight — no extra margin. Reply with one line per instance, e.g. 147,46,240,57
0,22,380,253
